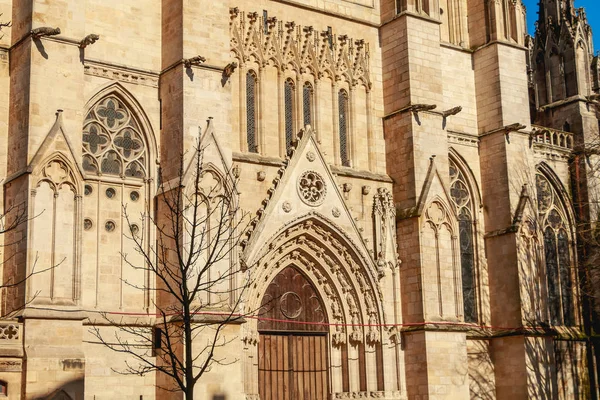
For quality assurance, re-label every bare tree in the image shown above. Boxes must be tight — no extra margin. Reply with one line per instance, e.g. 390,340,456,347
91,142,254,399
0,14,10,40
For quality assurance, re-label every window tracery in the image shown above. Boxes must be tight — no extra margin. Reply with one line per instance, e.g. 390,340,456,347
303,82,313,127
449,158,478,323
230,10,372,161
81,89,153,311
536,173,576,326
83,96,147,179
338,89,350,167
284,79,295,151
246,70,258,153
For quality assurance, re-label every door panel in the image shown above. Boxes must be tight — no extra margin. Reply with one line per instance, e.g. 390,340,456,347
259,334,328,400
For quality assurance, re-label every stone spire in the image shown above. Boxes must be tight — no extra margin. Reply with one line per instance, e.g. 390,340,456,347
529,0,595,110
534,0,593,40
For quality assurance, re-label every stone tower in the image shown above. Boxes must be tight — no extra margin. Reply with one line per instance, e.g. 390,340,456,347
530,0,596,132
530,1,600,397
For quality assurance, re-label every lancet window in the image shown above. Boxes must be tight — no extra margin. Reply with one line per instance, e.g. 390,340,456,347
81,89,153,311
449,158,478,323
536,173,576,326
338,89,350,167
303,82,313,127
246,70,258,153
284,79,295,151
83,96,147,179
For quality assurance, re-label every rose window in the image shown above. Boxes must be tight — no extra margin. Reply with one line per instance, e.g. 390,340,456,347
297,171,326,206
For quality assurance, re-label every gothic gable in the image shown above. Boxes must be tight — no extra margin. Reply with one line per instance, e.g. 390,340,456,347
180,118,234,191
28,111,83,182
397,155,456,223
241,127,375,273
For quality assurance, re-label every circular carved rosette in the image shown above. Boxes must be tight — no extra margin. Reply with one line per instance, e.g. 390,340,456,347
297,170,327,206
282,201,292,213
258,266,327,332
279,292,303,319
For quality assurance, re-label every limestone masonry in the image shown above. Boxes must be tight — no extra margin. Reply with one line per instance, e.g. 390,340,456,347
0,0,599,399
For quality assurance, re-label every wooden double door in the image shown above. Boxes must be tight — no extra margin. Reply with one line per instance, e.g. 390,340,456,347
258,333,329,400
258,266,331,399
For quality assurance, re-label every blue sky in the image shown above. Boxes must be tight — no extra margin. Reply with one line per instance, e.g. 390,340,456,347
524,0,599,53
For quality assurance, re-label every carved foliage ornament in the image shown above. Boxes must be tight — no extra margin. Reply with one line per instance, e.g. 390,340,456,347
230,9,371,89
372,187,398,276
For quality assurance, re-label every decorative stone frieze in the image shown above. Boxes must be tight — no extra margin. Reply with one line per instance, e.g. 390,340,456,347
333,391,403,399
84,60,159,88
0,323,20,342
230,8,371,89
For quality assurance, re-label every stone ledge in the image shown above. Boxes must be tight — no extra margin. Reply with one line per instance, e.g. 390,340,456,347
233,152,285,167
331,165,393,183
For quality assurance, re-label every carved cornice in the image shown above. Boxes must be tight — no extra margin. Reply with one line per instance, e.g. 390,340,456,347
447,131,479,148
83,59,159,88
532,143,572,161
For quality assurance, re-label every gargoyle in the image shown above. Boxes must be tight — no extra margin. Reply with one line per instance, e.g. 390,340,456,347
79,34,100,49
410,104,437,114
504,122,526,133
31,27,61,39
183,55,206,68
222,62,238,78
442,106,462,118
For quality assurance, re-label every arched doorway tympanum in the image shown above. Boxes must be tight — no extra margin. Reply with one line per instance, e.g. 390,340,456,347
258,266,329,400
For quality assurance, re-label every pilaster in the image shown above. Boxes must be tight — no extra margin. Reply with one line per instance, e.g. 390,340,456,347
382,8,467,399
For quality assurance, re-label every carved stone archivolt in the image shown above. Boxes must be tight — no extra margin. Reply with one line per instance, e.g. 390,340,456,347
230,8,371,89
248,215,385,346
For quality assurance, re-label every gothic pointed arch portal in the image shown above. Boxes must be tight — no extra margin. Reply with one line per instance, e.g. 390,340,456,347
258,266,329,399
241,214,405,399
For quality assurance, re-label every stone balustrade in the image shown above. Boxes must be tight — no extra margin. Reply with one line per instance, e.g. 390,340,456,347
531,125,574,150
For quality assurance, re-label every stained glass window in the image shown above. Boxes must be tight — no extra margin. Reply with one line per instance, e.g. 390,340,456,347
285,79,294,151
303,82,313,127
246,71,258,153
449,159,478,323
536,173,576,326
82,96,147,179
338,90,350,167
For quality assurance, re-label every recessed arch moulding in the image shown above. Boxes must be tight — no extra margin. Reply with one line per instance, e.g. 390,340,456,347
237,127,403,398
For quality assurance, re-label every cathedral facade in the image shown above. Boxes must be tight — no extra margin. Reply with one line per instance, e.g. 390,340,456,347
0,0,598,399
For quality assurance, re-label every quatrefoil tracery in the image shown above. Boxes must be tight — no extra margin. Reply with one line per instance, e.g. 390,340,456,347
82,96,147,179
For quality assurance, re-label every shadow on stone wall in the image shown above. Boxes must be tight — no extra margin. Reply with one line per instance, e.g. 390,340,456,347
30,378,83,400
